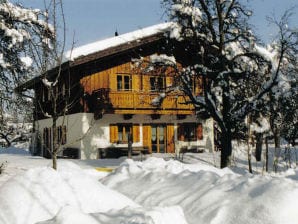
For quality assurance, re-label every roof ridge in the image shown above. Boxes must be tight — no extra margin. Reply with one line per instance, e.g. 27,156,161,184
64,22,173,61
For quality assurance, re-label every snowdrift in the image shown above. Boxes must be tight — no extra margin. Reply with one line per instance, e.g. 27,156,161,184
0,160,187,224
1,157,298,224
103,157,298,224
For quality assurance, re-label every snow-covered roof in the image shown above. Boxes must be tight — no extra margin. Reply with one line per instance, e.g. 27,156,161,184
64,22,173,61
15,23,174,93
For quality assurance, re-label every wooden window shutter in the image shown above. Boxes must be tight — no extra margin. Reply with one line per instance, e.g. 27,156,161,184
43,128,46,144
48,127,52,151
197,123,203,140
178,124,184,141
142,125,151,149
62,126,67,144
56,126,61,144
132,124,140,143
109,124,118,143
166,124,175,153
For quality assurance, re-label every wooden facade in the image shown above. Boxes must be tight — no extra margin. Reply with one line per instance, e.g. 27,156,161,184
79,58,202,116
16,24,214,158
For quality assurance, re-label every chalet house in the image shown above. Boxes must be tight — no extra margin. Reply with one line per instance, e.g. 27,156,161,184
16,23,214,159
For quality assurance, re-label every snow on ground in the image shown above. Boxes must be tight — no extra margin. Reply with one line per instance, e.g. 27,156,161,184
103,157,298,224
0,144,298,224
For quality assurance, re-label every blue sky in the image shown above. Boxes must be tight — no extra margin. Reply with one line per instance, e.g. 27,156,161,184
18,0,298,50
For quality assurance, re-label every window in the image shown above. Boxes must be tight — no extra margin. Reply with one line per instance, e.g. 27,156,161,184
150,76,165,91
117,74,131,91
118,124,132,143
43,128,51,149
43,127,52,158
57,126,67,145
178,123,203,141
110,124,140,143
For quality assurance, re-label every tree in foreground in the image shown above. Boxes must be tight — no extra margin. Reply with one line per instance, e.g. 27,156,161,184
152,0,294,168
27,0,71,170
15,0,78,170
0,0,54,147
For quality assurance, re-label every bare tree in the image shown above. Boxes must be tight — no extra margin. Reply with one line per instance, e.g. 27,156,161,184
266,9,298,150
152,0,293,168
33,0,73,170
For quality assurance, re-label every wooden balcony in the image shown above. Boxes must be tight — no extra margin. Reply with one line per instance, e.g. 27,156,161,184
93,88,195,115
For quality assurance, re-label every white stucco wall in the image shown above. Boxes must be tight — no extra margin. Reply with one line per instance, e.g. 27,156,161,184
36,113,214,160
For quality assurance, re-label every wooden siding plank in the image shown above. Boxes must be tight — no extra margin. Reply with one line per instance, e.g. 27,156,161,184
109,124,118,143
142,125,151,152
79,54,199,115
166,124,175,153
133,124,140,143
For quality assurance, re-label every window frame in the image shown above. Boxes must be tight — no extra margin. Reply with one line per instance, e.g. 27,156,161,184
57,125,67,145
110,123,140,144
117,74,131,91
149,76,166,92
178,123,203,141
117,123,132,143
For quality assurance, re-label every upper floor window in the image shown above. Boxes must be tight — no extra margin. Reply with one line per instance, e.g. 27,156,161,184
150,76,165,91
117,74,131,91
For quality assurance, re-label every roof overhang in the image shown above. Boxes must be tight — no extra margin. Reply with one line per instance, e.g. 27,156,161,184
15,23,171,93
14,61,71,93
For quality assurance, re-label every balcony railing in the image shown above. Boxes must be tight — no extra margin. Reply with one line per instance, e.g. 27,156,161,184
93,88,194,114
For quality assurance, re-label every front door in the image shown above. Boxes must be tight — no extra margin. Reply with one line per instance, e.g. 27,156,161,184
151,124,166,153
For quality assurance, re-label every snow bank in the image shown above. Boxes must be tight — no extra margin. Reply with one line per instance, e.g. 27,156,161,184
2,152,298,224
103,158,298,224
0,161,139,224
0,160,188,224
38,205,187,224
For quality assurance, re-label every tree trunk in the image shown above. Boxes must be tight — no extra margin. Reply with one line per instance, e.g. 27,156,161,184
274,130,281,149
220,132,232,168
247,140,253,173
265,137,269,172
52,116,58,170
273,129,281,173
247,115,253,173
128,133,132,159
4,137,11,147
220,71,233,169
52,151,57,170
255,133,263,162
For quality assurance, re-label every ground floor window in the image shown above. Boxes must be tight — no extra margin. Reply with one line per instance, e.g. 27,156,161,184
178,123,203,141
57,125,67,145
43,126,67,158
118,124,132,143
110,124,140,143
43,127,52,158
